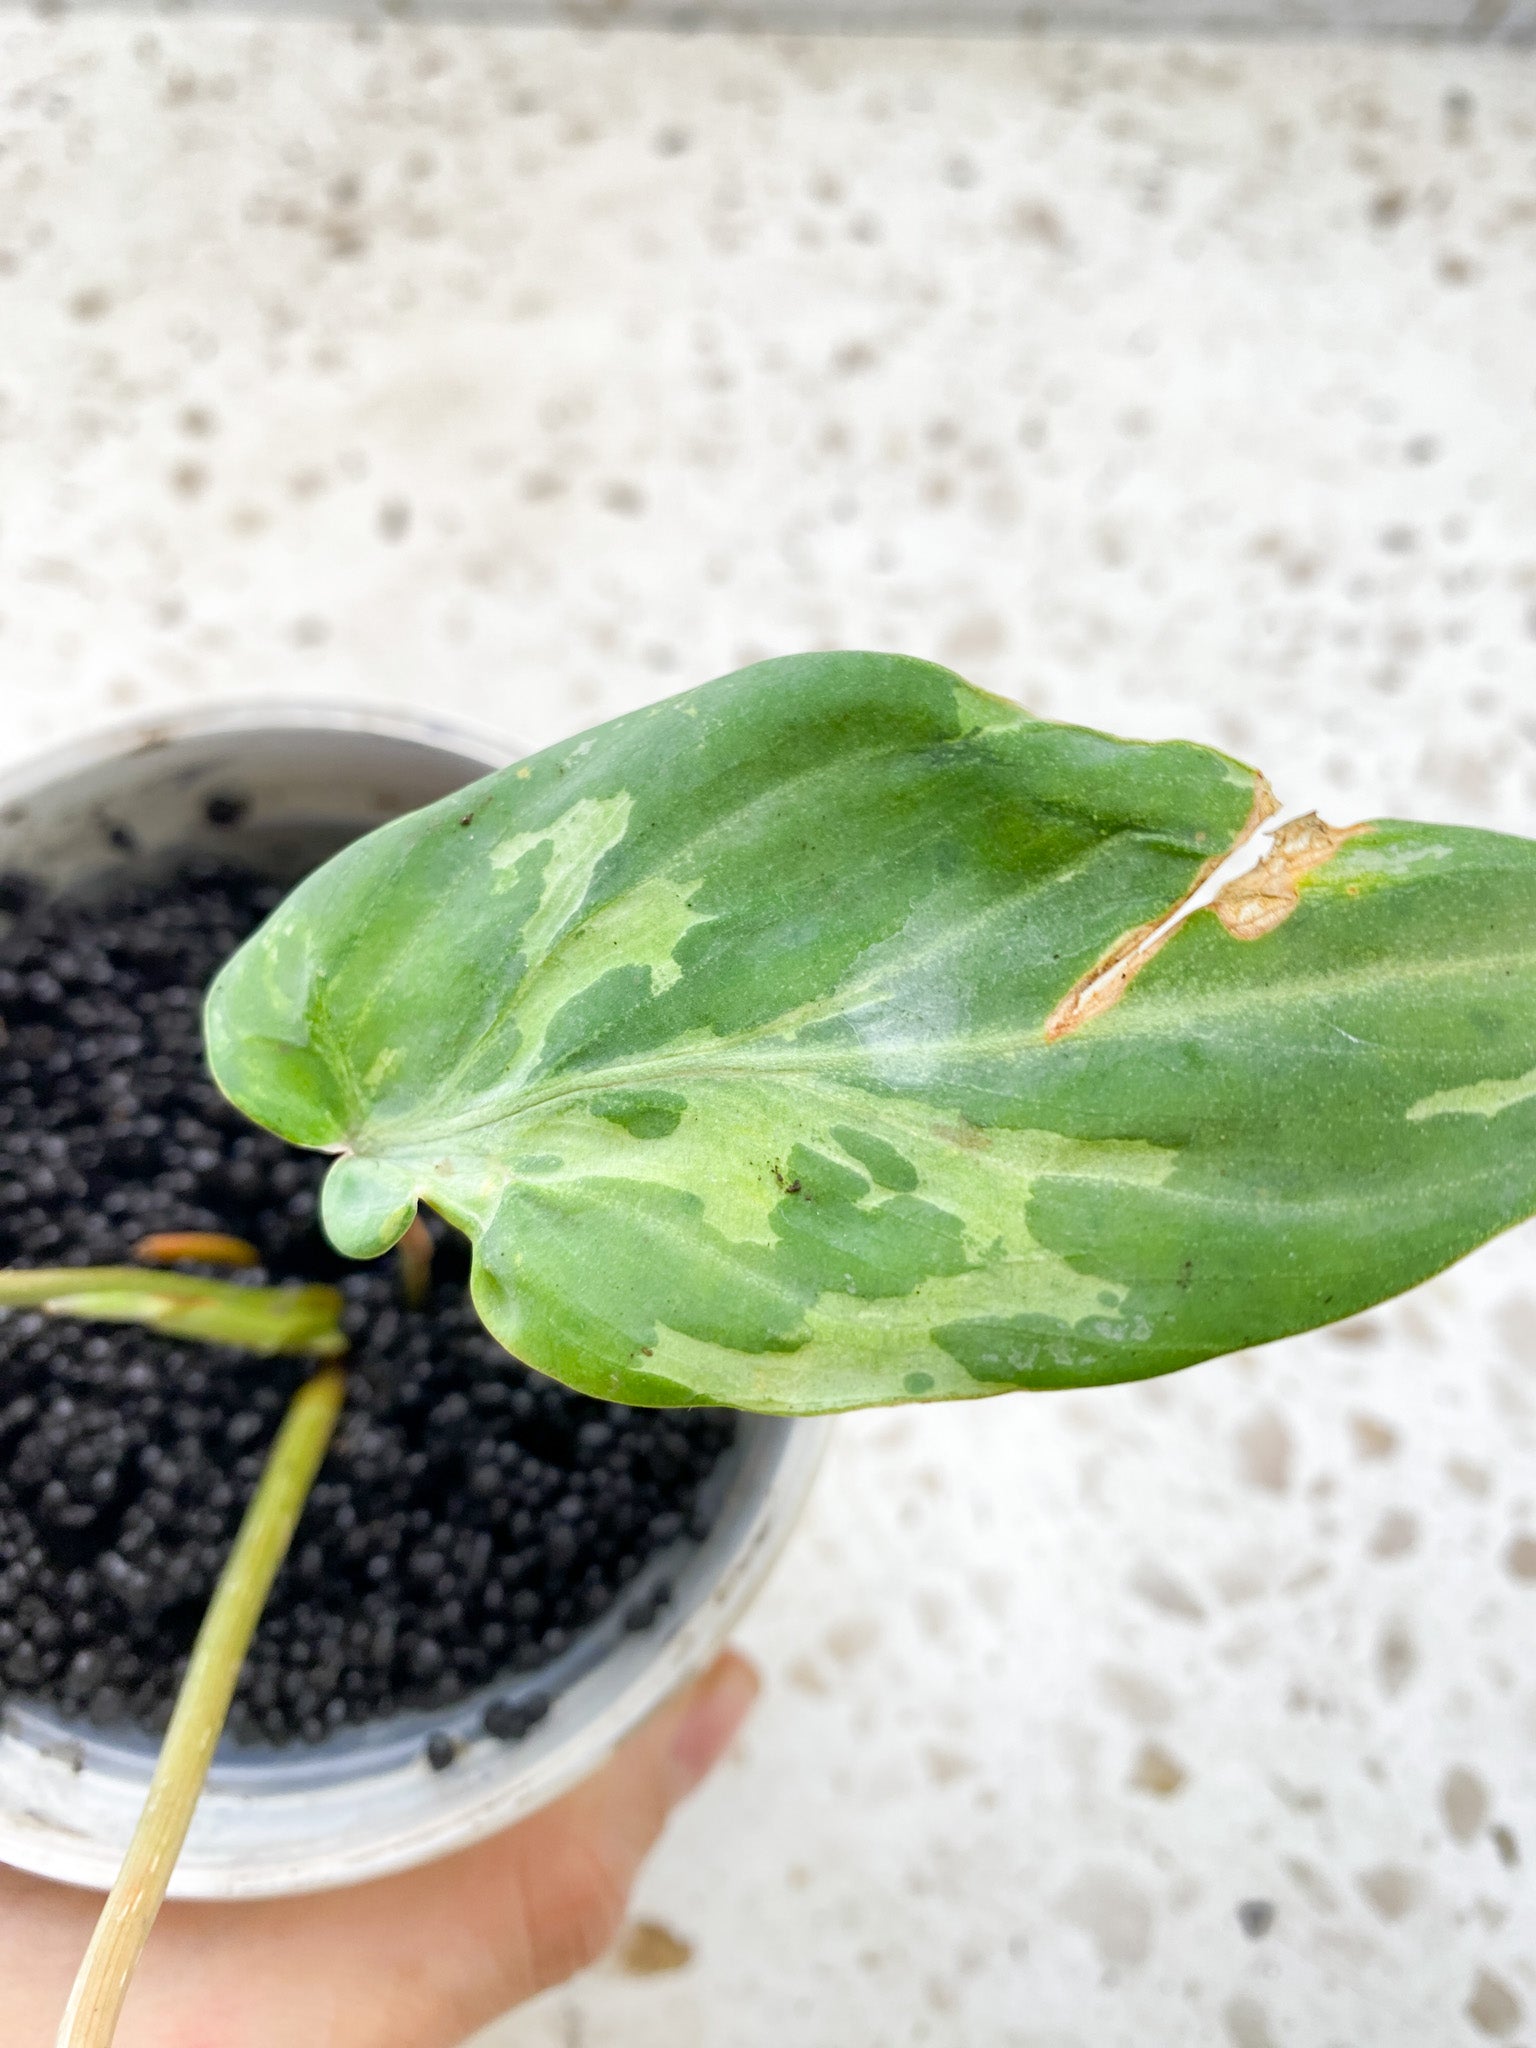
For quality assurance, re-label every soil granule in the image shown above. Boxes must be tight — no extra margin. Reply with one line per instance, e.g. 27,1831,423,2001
0,862,735,1749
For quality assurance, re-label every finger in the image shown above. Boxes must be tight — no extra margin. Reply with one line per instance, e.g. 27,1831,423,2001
430,1647,761,2027
518,1646,761,1991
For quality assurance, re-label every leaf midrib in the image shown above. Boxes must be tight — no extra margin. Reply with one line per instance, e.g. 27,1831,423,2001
346,933,1536,1158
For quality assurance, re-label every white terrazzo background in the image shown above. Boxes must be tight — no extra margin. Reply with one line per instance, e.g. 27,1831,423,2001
2,22,1536,2046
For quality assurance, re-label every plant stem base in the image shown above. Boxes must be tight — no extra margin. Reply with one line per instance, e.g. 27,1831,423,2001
56,1362,346,2048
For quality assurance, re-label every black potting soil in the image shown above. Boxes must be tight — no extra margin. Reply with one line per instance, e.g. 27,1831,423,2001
0,862,736,1748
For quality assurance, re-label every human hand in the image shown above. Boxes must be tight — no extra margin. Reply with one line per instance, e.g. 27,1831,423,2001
3,1648,759,2048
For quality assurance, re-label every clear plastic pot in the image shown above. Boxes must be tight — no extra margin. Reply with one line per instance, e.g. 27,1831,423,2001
0,700,824,1899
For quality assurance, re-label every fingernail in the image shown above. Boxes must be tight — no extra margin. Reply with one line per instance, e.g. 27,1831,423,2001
669,1652,760,1800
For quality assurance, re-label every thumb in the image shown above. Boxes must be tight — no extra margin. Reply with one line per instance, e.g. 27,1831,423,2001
414,1648,762,2031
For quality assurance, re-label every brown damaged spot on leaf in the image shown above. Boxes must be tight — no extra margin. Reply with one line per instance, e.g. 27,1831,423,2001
1043,914,1164,1043
616,1919,694,1975
1212,813,1359,941
1044,773,1278,1042
932,1120,991,1151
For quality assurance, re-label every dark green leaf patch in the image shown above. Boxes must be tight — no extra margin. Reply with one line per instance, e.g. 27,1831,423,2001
590,1089,687,1141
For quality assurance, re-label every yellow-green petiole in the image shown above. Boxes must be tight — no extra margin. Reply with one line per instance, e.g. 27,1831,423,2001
0,1266,347,1357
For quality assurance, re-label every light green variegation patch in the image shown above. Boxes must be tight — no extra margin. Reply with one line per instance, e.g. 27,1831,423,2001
489,791,632,913
206,652,1536,1413
363,1047,403,1091
393,1071,1173,1298
482,874,712,1097
1406,1066,1536,1123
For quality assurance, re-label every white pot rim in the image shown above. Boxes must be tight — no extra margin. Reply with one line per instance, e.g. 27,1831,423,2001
0,694,526,795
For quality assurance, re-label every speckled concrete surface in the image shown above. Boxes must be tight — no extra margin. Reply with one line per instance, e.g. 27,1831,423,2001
2,23,1535,2047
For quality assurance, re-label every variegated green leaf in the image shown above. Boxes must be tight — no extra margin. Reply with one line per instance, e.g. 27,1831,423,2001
204,654,1536,1413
